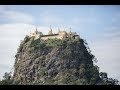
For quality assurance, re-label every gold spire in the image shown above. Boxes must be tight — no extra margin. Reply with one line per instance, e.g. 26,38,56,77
48,25,53,35
35,27,38,34
58,27,60,32
70,27,72,32
36,27,37,31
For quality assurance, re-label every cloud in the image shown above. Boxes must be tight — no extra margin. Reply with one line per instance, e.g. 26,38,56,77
101,26,120,40
111,12,120,23
0,64,12,80
72,17,97,25
88,27,120,81
39,12,63,25
0,5,7,11
90,39,120,80
0,6,35,24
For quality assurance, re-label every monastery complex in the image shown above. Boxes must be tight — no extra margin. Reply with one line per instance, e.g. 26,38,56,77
29,27,80,40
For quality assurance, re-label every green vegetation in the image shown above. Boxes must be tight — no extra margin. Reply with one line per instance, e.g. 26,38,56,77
2,36,119,85
0,72,20,85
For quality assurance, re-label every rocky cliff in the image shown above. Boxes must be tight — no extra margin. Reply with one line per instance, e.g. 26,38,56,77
11,36,118,85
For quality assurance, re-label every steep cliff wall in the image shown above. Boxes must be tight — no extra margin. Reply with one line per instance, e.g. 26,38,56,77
12,36,118,85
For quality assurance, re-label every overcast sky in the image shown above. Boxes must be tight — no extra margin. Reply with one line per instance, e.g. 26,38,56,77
0,5,120,81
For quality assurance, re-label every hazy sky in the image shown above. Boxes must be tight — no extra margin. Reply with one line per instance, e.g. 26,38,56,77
0,5,120,81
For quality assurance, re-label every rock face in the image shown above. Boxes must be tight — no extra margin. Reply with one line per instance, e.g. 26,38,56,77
12,36,109,85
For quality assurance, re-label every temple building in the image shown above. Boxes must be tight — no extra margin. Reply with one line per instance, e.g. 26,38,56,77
29,27,80,40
